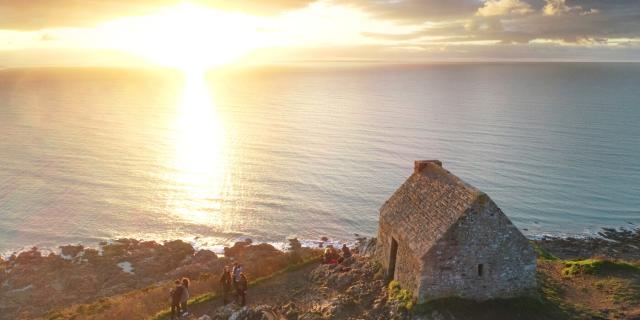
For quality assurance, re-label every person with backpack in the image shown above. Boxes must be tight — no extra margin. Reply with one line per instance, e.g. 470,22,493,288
180,278,190,316
219,266,233,305
169,280,183,320
231,263,243,294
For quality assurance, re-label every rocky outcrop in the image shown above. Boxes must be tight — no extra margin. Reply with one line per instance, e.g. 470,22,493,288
0,239,313,319
535,227,640,260
198,255,403,320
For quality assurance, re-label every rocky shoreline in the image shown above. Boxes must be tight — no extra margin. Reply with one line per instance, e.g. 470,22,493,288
0,227,638,319
0,237,319,319
535,227,640,261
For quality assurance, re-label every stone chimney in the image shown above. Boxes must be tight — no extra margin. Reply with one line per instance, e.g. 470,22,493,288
414,160,443,173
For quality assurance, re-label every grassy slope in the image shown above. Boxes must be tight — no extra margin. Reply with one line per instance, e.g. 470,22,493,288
408,244,640,319
41,256,321,320
41,243,640,320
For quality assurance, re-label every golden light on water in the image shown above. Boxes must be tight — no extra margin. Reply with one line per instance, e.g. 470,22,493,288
170,70,228,225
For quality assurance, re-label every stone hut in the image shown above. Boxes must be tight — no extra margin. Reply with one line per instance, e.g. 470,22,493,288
375,160,536,302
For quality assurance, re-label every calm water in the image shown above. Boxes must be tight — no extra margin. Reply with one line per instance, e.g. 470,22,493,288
1,63,639,254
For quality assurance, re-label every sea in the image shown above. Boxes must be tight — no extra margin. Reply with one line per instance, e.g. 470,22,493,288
1,62,639,255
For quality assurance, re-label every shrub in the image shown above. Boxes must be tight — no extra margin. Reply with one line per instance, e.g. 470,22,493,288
562,259,640,276
388,280,414,310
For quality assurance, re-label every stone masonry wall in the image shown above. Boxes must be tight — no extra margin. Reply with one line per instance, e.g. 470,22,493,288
376,221,422,294
418,197,537,301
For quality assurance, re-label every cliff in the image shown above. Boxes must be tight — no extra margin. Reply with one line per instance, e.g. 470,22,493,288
1,228,639,320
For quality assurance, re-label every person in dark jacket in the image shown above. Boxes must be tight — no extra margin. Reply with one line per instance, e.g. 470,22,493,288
169,280,183,320
219,266,233,304
180,277,190,316
341,244,352,259
236,273,248,306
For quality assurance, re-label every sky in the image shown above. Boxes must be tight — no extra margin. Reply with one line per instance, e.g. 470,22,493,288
0,0,639,68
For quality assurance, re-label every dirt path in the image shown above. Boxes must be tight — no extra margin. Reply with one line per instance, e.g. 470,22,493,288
187,262,323,317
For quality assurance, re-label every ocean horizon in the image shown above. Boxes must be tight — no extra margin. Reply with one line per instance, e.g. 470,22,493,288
1,62,639,255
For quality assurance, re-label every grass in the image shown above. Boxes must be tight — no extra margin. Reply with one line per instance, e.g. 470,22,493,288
531,242,559,261
594,278,640,305
41,254,640,320
562,259,640,276
407,260,606,320
42,252,321,320
150,255,321,320
612,283,640,304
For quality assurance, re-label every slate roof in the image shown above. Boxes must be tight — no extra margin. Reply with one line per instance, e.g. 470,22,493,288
379,160,488,256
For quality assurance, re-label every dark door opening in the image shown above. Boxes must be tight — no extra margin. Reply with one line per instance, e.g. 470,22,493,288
387,238,398,282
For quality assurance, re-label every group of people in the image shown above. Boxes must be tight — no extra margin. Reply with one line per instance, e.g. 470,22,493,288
219,262,248,306
169,262,248,320
168,243,353,318
323,244,352,264
169,278,191,319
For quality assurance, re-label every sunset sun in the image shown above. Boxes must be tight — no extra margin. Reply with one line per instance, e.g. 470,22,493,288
102,4,263,71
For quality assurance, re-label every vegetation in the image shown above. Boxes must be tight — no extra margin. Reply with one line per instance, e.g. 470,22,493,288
43,254,321,320
387,280,414,310
40,252,640,320
150,256,321,320
391,258,640,319
531,241,559,261
562,259,640,276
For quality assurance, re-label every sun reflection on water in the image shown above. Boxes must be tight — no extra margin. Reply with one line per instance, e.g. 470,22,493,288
170,70,228,225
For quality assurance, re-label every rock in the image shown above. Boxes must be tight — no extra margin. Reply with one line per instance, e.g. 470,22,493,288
198,316,212,320
194,250,219,263
229,306,256,320
282,302,300,320
321,294,356,318
15,247,43,264
299,313,323,320
288,238,302,251
59,245,84,258
332,272,355,290
356,238,377,257
213,303,239,319
224,241,252,258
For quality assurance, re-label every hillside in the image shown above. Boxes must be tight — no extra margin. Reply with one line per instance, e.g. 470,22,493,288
1,227,639,319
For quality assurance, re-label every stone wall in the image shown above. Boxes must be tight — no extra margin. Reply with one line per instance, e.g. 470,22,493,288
376,221,422,294
418,197,537,301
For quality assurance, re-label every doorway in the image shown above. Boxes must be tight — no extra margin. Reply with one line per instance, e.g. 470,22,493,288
387,237,398,282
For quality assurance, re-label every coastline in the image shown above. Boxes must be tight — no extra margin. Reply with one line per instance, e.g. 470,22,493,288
2,222,636,260
1,226,638,319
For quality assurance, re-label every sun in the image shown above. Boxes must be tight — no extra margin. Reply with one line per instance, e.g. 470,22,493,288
101,3,263,71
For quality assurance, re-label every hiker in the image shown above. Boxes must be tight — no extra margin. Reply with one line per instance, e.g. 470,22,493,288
169,280,183,320
180,277,190,316
219,266,233,304
341,244,352,259
232,263,243,288
324,246,338,264
236,272,248,306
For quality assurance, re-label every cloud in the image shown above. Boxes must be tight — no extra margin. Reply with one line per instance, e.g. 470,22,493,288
0,0,314,30
2,0,640,62
476,0,534,17
543,0,588,16
333,0,482,21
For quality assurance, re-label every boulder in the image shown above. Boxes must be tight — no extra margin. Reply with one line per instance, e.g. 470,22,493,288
59,245,84,258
